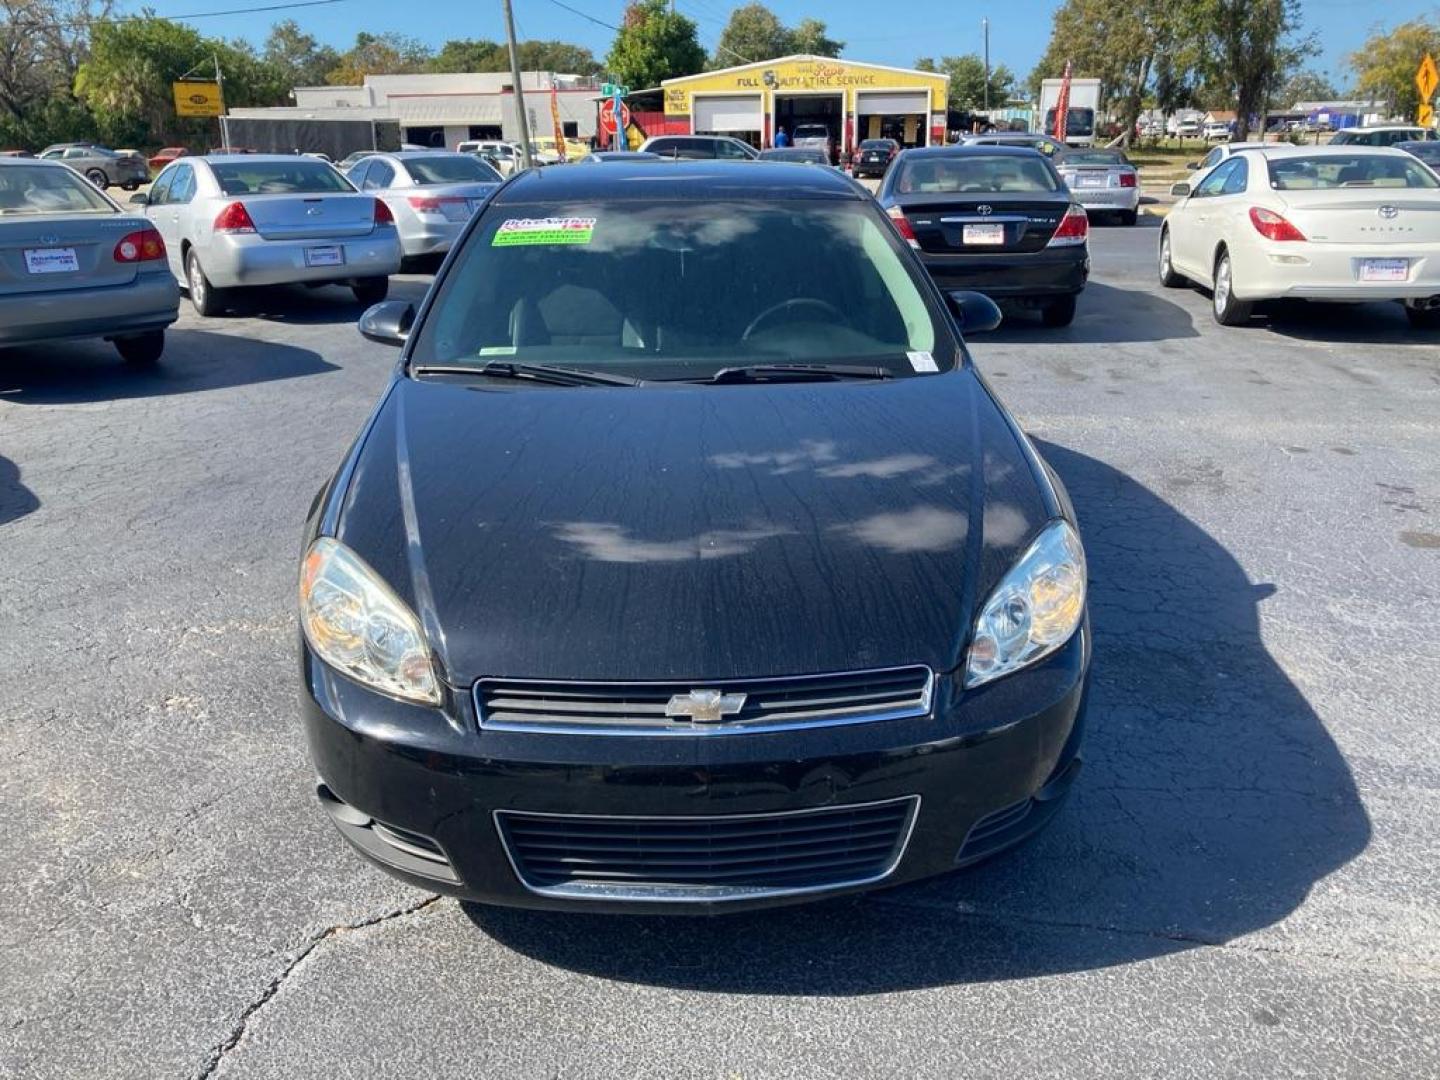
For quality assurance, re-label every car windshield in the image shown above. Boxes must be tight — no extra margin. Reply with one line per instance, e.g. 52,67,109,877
210,160,354,195
412,199,952,380
860,140,893,150
1268,154,1439,190
1044,108,1095,136
406,155,502,184
1058,151,1129,166
0,164,114,214
895,154,1058,193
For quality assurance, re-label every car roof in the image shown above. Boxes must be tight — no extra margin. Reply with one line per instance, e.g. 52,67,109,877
0,157,73,169
901,144,1049,159
1251,144,1414,158
495,160,862,203
1348,125,1425,131
199,154,346,164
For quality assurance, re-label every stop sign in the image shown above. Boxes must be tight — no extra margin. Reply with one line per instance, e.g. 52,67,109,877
599,98,631,136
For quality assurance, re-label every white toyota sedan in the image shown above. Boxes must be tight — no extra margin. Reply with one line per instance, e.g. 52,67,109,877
1158,146,1440,329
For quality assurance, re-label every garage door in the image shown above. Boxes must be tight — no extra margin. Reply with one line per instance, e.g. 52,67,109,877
855,91,929,116
693,94,763,133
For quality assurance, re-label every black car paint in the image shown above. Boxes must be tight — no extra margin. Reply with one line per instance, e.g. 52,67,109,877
302,161,1090,912
876,145,1090,303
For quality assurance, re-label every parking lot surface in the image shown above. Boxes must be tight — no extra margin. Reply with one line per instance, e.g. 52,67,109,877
2,219,1437,1078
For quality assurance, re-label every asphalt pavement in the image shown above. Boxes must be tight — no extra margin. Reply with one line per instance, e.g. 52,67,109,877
1,220,1437,1079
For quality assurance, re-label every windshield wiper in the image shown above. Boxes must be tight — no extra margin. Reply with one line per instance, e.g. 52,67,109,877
703,363,894,384
411,361,641,387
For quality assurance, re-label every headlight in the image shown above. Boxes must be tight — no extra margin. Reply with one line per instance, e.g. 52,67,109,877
299,537,441,705
964,519,1086,688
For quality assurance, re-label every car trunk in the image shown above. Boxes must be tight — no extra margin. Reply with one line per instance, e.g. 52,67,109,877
1273,191,1440,245
0,212,139,295
402,181,498,222
1058,165,1130,192
240,194,377,241
898,194,1068,254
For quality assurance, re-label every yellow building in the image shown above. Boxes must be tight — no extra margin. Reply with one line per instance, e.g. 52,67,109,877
662,55,949,153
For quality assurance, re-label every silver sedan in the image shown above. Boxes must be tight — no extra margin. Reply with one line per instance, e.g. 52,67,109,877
1054,149,1140,225
136,155,403,316
0,159,178,365
346,152,502,260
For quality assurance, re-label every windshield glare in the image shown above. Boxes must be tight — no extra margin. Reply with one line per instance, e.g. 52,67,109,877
1268,154,1439,190
0,165,115,214
412,199,953,380
406,155,502,184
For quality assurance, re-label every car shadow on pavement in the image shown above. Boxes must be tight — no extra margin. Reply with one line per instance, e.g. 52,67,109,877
228,278,433,326
983,282,1199,343
465,439,1370,992
0,330,336,405
0,454,39,526
1256,299,1429,345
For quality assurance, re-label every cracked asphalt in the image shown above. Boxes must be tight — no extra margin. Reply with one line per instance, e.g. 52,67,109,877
2,219,1437,1079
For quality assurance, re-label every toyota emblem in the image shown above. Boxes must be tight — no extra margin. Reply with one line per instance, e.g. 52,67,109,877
977,204,993,216
1377,205,1398,220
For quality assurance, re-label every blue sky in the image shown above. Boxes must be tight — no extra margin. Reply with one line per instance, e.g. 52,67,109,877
139,0,1431,90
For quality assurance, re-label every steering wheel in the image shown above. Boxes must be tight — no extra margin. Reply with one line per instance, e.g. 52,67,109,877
742,298,843,341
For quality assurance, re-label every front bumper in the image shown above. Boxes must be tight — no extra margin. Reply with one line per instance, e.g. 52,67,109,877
203,229,403,288
0,272,178,348
916,243,1090,299
302,627,1090,914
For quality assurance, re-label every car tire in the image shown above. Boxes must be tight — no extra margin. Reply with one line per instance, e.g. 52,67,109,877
1119,209,1138,226
1041,295,1077,328
1405,303,1440,330
352,277,389,306
185,248,228,317
1211,249,1254,326
114,330,164,367
85,168,108,189
1158,229,1184,288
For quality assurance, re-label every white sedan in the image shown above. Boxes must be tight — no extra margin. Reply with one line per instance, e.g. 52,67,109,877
1158,145,1440,329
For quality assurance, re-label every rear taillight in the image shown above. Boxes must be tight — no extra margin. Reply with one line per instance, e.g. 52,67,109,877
1119,173,1137,188
374,199,395,225
213,202,256,234
1249,206,1306,242
113,228,165,262
886,204,919,248
406,195,466,212
1048,204,1089,247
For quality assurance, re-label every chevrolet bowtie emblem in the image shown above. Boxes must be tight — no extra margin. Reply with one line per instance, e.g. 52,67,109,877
665,689,747,723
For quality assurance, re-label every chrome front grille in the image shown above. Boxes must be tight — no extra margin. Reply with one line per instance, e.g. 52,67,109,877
475,665,934,735
496,796,921,901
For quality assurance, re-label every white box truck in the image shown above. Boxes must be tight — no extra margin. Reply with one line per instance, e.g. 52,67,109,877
1039,78,1102,147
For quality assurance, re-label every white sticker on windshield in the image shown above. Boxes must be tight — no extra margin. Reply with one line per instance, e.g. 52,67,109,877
908,351,938,372
492,217,596,246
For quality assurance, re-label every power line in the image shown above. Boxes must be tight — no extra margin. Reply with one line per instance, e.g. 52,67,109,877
2,0,347,31
544,0,618,32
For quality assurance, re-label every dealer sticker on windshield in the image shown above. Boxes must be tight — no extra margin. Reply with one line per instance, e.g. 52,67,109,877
493,217,596,247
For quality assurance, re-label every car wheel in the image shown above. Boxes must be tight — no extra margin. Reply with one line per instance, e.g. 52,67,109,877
1119,209,1138,226
185,248,228,317
114,330,164,367
352,277,390,305
1211,250,1254,326
85,168,108,189
1405,303,1440,330
1041,295,1077,328
1158,229,1184,288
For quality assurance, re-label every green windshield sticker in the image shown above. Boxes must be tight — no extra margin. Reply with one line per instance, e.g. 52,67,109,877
493,216,596,246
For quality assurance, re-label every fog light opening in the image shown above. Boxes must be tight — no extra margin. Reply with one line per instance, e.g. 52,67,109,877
316,781,372,827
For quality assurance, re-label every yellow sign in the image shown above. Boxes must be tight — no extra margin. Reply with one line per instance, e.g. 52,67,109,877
1418,54,1439,103
173,81,223,118
1420,104,1435,127
663,58,945,117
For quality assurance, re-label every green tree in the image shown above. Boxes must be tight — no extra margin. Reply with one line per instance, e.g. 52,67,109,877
1196,0,1312,139
263,20,340,88
606,0,705,88
915,54,1015,110
788,18,843,58
0,0,103,143
325,31,431,85
1276,69,1336,107
1348,18,1440,118
713,3,788,67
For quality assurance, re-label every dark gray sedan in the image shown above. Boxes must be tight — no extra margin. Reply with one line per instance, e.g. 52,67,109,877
36,143,149,191
0,159,178,364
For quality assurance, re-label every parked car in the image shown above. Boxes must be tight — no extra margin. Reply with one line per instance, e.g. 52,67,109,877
961,132,1062,158
0,149,33,157
1396,140,1440,170
1171,117,1202,138
877,145,1089,327
1054,148,1139,225
1329,126,1437,147
529,136,590,164
1159,146,1440,328
36,143,148,190
639,135,759,160
758,147,831,166
790,123,836,163
1203,121,1232,141
148,147,190,173
299,159,1090,913
457,140,523,175
578,150,663,163
346,152,501,261
1186,141,1266,177
852,138,901,178
336,151,373,171
136,154,402,316
0,159,178,364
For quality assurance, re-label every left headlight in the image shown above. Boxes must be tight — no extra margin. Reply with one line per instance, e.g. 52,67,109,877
964,519,1086,688
299,537,441,705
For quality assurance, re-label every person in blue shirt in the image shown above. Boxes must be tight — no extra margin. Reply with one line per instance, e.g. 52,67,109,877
774,127,789,148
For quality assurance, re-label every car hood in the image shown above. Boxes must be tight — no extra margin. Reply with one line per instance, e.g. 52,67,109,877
335,371,1053,684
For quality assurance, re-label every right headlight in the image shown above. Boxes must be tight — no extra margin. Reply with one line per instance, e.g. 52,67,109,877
964,519,1086,688
299,537,441,705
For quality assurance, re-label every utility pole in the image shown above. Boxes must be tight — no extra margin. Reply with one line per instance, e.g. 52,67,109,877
213,53,225,151
982,18,990,114
502,0,534,170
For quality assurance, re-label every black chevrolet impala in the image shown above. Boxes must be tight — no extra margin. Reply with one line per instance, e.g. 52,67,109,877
299,161,1091,913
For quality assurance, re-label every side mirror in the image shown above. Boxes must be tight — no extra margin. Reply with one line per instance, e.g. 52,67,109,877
128,192,149,205
1184,161,1199,170
945,290,1003,334
1170,182,1192,198
358,300,415,346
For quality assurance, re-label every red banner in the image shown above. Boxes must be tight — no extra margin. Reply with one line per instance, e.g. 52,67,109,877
550,85,567,162
1055,60,1073,144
